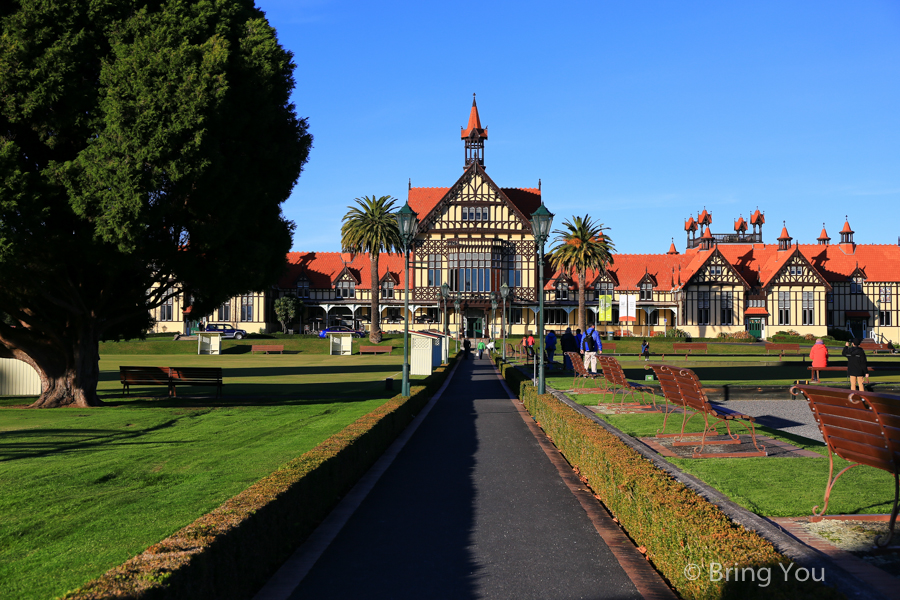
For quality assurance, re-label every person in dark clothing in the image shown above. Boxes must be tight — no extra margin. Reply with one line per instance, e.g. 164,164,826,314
641,339,650,361
561,327,577,371
463,338,472,359
842,339,869,391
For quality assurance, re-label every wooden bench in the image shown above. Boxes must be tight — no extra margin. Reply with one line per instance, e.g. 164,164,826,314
860,342,891,354
120,366,170,396
766,342,800,358
790,385,900,546
807,364,900,381
664,342,708,359
596,355,656,409
645,363,766,458
506,343,520,361
169,367,223,398
565,352,605,393
524,346,560,370
359,346,392,354
601,342,616,354
251,344,284,354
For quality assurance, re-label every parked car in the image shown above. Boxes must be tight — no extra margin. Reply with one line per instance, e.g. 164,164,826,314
205,323,248,339
318,326,366,338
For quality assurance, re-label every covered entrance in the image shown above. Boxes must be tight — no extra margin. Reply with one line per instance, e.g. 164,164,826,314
747,318,764,340
465,315,484,339
847,319,868,340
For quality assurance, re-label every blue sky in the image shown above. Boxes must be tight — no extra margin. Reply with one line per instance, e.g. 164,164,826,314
257,0,900,255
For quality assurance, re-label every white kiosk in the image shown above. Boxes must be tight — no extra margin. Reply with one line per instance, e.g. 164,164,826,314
410,331,443,376
197,332,222,355
328,332,354,356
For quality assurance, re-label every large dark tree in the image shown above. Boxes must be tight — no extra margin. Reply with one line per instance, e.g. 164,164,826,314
0,0,312,407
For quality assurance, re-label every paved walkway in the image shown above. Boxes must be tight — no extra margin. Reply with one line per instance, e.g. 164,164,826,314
265,354,663,600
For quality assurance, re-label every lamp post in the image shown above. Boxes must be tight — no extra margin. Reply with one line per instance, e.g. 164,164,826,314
530,203,554,394
396,202,419,398
491,295,498,343
440,282,450,337
453,295,461,354
500,283,510,360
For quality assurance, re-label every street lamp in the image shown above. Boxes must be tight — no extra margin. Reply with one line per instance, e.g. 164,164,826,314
491,294,498,344
440,282,450,337
396,201,419,397
500,283,510,360
531,203,554,394
453,295,461,354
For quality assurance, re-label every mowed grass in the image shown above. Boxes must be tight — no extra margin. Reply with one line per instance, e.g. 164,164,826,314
0,353,421,600
596,412,897,518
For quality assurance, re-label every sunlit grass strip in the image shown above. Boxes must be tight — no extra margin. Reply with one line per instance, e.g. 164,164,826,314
65,358,457,600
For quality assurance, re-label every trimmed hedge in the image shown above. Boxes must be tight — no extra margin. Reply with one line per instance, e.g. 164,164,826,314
501,360,840,599
65,357,458,600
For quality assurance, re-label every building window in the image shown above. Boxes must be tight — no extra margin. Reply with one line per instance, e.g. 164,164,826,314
544,309,568,325
698,291,710,325
826,292,833,305
427,254,442,287
881,286,893,304
709,265,722,277
160,296,174,321
297,276,310,299
851,277,864,294
386,307,402,322
335,280,355,298
720,292,733,325
426,307,441,323
789,265,804,277
217,300,231,322
505,254,522,288
880,311,892,326
381,280,394,299
449,252,499,292
647,310,659,326
640,282,653,301
240,295,253,322
597,282,614,295
802,291,815,325
778,291,791,325
556,282,569,301
509,308,523,324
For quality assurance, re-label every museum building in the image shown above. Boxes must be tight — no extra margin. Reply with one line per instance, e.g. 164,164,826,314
149,100,900,343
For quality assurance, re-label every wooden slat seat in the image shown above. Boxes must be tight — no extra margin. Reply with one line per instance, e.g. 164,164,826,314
766,342,800,358
859,342,891,354
120,366,170,396
565,352,604,393
791,385,900,546
359,346,392,354
251,344,284,354
645,363,765,458
597,355,657,409
169,367,223,398
666,342,708,359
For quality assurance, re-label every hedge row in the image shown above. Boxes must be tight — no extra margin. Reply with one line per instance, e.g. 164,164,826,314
495,357,840,600
65,357,458,600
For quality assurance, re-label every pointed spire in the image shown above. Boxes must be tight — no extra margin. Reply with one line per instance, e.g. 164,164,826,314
667,238,678,255
818,222,830,245
840,216,855,245
461,93,487,139
778,221,791,240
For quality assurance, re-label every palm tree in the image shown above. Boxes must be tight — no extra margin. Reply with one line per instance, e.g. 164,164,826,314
341,195,401,343
547,215,616,333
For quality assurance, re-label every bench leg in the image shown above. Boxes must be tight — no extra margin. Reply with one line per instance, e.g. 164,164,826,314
876,472,899,547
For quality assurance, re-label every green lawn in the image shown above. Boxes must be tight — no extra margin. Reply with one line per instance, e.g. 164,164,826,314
595,411,897,518
0,353,422,600
97,333,402,356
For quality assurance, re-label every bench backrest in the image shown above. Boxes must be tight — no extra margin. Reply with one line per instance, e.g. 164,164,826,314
860,342,887,351
603,342,616,353
566,352,590,377
766,342,799,351
672,343,706,350
792,385,900,473
646,364,682,405
598,355,629,387
120,366,169,382
670,367,714,413
169,367,222,380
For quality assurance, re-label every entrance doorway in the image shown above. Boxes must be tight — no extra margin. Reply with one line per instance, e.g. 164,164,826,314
466,317,484,339
847,319,868,340
747,318,764,340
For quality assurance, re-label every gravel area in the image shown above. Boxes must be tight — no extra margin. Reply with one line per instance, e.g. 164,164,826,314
716,399,824,442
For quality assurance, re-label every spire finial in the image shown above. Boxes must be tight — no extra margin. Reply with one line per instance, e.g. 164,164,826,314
538,178,541,191
408,178,411,190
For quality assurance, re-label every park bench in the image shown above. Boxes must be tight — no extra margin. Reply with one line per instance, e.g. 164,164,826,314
250,344,284,354
524,345,560,370
645,363,766,458
860,342,892,354
790,385,900,546
597,355,656,409
169,367,223,398
807,364,900,382
506,343,520,361
359,346,392,354
663,342,708,359
765,342,800,358
120,366,171,396
600,342,616,354
565,352,605,393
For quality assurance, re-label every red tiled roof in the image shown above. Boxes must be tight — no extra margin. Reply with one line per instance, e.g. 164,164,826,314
684,217,697,232
778,226,791,240
407,185,541,223
841,220,854,234
734,217,747,232
744,307,769,316
818,227,830,240
461,96,487,139
750,209,764,225
701,228,713,239
281,252,409,290
698,209,712,225
667,241,678,255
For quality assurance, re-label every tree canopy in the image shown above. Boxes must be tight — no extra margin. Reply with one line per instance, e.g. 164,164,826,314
0,0,312,407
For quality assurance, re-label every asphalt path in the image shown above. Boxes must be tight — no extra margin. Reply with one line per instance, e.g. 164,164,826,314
283,353,644,600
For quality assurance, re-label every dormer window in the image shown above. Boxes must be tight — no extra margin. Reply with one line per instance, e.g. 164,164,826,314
297,276,310,299
381,280,394,299
789,265,804,277
556,282,569,300
851,276,864,294
640,282,653,301
336,280,355,298
596,282,614,296
709,265,722,277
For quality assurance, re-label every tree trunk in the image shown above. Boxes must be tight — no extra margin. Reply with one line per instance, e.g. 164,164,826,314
577,267,586,333
369,252,382,344
26,326,103,408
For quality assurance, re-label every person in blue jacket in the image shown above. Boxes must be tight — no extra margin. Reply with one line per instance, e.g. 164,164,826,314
545,330,557,365
580,325,603,374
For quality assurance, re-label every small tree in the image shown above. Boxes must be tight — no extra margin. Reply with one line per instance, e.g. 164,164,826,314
274,295,302,334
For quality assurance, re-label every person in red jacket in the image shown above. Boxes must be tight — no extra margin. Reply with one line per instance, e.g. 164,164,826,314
809,339,829,382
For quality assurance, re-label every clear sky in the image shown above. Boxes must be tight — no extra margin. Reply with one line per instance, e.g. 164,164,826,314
256,0,900,255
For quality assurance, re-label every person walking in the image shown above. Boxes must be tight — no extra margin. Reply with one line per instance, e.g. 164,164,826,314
545,330,558,366
580,325,602,374
810,339,829,382
486,339,495,356
477,339,486,359
463,338,472,359
641,339,650,361
561,327,576,371
574,328,583,352
842,339,869,391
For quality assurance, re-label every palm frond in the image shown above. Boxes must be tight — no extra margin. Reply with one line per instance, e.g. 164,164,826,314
340,195,402,255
